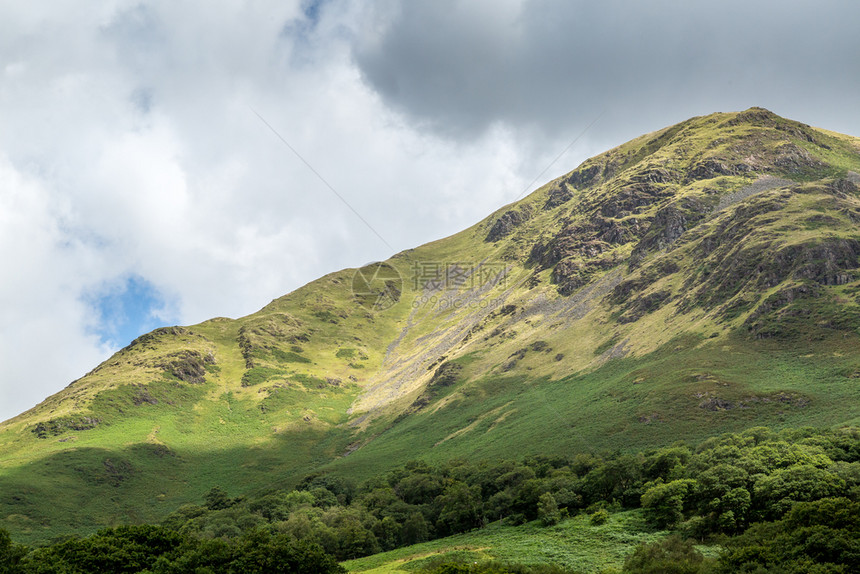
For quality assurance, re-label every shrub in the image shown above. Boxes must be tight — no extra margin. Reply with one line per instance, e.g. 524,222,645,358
590,509,610,525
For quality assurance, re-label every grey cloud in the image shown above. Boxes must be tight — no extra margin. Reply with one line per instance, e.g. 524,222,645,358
353,0,860,142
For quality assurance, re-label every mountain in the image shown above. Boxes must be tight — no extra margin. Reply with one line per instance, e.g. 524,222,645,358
3,107,860,543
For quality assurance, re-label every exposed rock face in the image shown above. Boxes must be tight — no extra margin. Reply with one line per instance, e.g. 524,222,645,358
127,326,189,349
486,207,533,242
565,164,602,188
237,313,305,368
131,385,159,405
550,257,619,296
772,143,826,174
635,206,686,252
599,183,673,218
161,351,214,384
543,185,574,209
689,234,860,313
32,416,100,438
685,158,751,182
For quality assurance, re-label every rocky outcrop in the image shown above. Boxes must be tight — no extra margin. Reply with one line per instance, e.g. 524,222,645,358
543,185,574,209
551,255,619,296
486,207,533,242
685,158,752,182
127,326,190,350
32,416,100,438
160,350,214,384
599,182,674,218
565,163,602,188
772,143,826,174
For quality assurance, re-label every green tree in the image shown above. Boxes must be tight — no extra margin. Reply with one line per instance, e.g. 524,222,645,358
21,525,183,574
708,487,750,533
623,535,707,574
372,516,401,551
205,486,235,510
583,454,644,507
229,530,346,574
0,529,26,574
589,508,610,526
644,446,691,481
537,493,561,526
401,511,430,545
641,479,697,528
753,464,846,518
715,498,860,573
436,482,484,534
396,473,444,505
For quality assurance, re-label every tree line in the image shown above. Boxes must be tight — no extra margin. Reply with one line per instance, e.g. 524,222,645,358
1,425,858,572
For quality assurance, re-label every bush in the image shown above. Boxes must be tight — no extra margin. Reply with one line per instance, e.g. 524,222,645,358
622,535,707,574
590,509,610,525
0,529,26,574
640,479,697,528
538,493,562,526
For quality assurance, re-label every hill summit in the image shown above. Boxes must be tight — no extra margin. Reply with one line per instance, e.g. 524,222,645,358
3,107,860,542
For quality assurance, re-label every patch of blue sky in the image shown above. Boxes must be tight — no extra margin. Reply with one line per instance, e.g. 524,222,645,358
84,274,179,349
280,0,331,55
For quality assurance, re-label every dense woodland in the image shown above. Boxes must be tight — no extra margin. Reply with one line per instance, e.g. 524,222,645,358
2,426,858,573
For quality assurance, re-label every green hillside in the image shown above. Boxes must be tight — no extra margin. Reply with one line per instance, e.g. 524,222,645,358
2,107,860,544
342,510,679,574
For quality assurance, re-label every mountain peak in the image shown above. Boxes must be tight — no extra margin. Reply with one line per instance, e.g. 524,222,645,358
3,110,860,543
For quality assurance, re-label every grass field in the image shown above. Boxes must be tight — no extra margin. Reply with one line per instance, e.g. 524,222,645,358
322,332,860,483
343,510,718,574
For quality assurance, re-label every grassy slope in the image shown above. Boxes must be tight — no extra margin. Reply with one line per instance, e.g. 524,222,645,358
343,511,718,574
2,108,860,543
323,333,860,484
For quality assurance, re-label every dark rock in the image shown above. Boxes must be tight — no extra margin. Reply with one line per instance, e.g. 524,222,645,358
161,351,213,384
632,206,687,257
599,183,671,218
566,164,602,188
628,166,680,185
530,340,550,352
699,397,734,411
599,218,634,245
32,416,101,439
543,185,574,209
127,326,189,350
772,143,825,173
529,215,636,272
486,207,532,242
685,158,751,182
428,362,462,388
780,238,860,286
723,107,779,127
131,386,159,406
829,178,859,198
684,228,860,318
617,290,672,323
552,255,618,296
102,458,134,486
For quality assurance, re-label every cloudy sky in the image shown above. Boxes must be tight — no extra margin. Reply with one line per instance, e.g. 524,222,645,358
2,0,859,421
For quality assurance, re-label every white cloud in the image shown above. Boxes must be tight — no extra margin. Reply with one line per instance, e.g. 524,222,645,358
0,0,577,421
1,0,858,422
0,155,110,418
